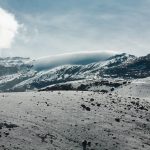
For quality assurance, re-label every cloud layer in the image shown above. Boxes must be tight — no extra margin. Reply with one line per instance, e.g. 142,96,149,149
0,0,150,57
0,7,19,49
31,51,115,71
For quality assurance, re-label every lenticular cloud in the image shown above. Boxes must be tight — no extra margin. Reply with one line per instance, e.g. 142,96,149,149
0,7,19,49
31,51,116,71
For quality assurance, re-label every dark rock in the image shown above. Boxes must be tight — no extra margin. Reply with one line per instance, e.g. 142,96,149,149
90,98,94,102
115,118,120,122
86,107,91,111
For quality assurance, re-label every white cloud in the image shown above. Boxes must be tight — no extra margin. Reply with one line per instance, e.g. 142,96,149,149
31,51,116,71
0,7,19,49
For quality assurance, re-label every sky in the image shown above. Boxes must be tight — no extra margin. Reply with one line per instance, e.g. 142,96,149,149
0,0,150,58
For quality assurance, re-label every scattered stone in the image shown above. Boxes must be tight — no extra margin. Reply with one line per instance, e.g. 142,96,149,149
88,142,91,147
90,98,94,102
82,140,87,150
81,104,91,111
139,106,148,111
86,107,91,111
115,118,120,122
0,122,18,130
97,103,101,107
81,104,86,109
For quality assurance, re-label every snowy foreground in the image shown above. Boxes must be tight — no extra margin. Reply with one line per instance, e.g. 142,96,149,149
0,90,150,150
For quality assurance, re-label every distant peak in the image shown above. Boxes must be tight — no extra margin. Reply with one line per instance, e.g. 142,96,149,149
107,53,136,60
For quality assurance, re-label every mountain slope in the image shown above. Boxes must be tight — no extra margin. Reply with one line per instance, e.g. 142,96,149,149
0,53,150,92
104,54,150,78
12,53,137,91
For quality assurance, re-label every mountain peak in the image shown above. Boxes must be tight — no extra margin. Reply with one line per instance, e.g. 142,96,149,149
107,53,136,60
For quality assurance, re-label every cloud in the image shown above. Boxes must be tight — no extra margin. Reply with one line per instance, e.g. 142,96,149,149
15,9,150,58
0,7,19,49
31,51,116,71
1,0,149,57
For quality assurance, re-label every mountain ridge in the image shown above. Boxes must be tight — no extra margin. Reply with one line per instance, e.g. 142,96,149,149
0,52,149,92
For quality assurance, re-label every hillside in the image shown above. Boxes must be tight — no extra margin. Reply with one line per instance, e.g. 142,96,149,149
0,53,149,92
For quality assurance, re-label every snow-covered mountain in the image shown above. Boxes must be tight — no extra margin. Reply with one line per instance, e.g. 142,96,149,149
0,52,149,92
0,57,31,76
